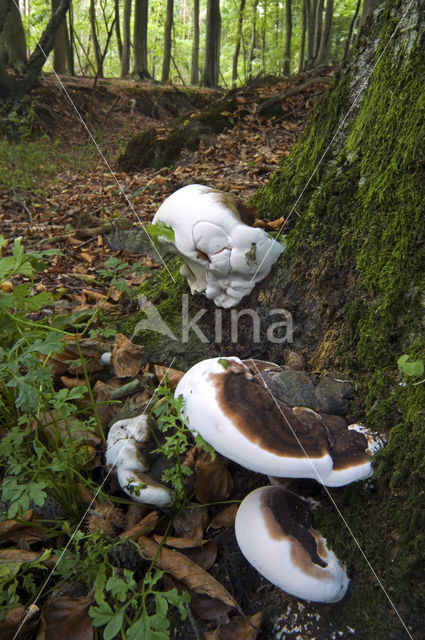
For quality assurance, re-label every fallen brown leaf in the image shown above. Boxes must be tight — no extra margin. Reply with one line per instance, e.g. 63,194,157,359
195,451,233,504
0,605,39,640
0,511,46,543
38,596,93,640
150,363,185,389
122,510,159,538
203,611,263,640
180,539,218,571
138,536,238,610
0,549,56,569
209,504,239,530
173,506,209,539
111,333,145,378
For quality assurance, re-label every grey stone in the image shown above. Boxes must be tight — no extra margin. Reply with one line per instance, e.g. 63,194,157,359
314,376,354,415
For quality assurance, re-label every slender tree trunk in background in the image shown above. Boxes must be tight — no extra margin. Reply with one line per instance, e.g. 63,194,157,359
313,0,324,59
305,0,314,64
121,0,131,77
89,0,103,77
232,0,245,88
343,0,361,61
0,0,27,73
298,0,306,72
247,0,258,78
51,0,69,73
114,0,123,61
191,0,199,84
201,0,221,88
161,0,174,82
67,0,75,74
133,0,150,79
315,0,333,66
283,0,292,75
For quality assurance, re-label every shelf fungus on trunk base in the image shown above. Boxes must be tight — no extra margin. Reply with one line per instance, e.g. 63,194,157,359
175,357,384,487
150,184,284,308
235,485,349,603
105,415,173,508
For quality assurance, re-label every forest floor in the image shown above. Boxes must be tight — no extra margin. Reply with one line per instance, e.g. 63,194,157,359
0,69,378,640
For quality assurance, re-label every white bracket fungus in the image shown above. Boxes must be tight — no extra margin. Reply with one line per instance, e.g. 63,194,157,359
175,357,384,487
235,486,349,603
151,184,284,308
106,415,173,508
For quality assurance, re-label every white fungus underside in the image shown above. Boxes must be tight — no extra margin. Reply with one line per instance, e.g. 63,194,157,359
153,184,284,308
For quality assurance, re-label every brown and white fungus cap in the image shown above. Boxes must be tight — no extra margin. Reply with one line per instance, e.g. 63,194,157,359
235,485,349,602
175,357,381,486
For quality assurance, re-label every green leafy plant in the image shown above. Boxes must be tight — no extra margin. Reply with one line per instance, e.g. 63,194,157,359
397,354,425,384
97,256,151,298
150,375,216,509
144,221,175,244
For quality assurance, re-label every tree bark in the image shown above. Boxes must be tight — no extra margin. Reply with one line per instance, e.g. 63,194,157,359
305,0,314,63
201,0,221,88
298,0,307,72
133,0,150,79
121,0,131,77
51,0,69,73
312,0,324,60
247,0,258,78
343,0,361,61
161,0,174,83
191,0,199,84
232,0,245,88
283,0,292,76
67,0,75,75
114,0,123,61
314,0,333,66
89,0,102,77
0,0,27,73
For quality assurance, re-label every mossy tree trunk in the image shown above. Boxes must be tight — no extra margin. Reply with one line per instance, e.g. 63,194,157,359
253,0,425,634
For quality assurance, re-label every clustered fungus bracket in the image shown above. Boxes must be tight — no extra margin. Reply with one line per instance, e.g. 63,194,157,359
174,356,385,603
150,184,284,308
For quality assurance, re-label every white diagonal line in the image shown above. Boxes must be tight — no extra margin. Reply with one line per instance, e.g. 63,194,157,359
249,358,413,640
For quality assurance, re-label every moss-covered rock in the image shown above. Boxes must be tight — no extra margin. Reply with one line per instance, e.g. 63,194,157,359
253,0,425,635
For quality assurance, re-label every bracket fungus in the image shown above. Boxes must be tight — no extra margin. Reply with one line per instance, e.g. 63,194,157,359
235,485,349,603
106,415,173,508
175,357,382,487
151,184,284,308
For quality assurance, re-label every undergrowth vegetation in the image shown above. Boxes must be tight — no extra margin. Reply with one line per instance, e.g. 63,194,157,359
0,239,199,638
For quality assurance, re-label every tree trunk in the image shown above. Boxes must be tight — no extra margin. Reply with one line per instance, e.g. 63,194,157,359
201,0,221,88
0,0,27,73
252,4,425,634
232,0,245,88
89,0,102,77
121,0,131,77
161,0,174,83
247,0,258,78
343,0,361,61
305,0,314,63
67,0,75,75
0,0,70,97
359,0,382,26
283,0,292,76
51,0,69,73
298,0,307,72
114,0,123,61
191,0,199,84
133,0,150,79
314,0,333,66
312,0,324,60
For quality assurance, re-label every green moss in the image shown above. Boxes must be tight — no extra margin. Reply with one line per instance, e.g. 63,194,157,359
116,258,212,370
253,1,425,633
